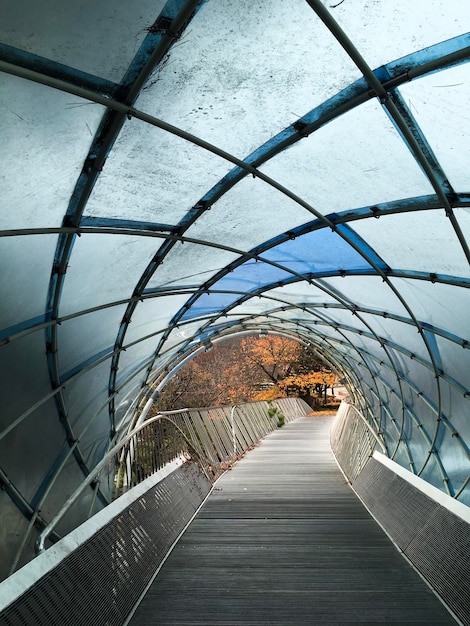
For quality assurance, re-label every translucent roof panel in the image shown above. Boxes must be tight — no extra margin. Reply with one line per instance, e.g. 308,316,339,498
260,99,435,215
57,305,127,377
124,295,191,346
184,175,316,251
1,0,470,579
0,0,167,81
146,242,238,290
0,75,105,230
456,208,470,241
59,234,160,315
398,65,470,191
352,209,470,277
0,235,57,330
388,279,470,340
317,276,411,318
330,0,469,68
138,0,360,156
84,118,234,224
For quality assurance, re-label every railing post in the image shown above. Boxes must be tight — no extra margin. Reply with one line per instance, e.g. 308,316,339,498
230,405,237,458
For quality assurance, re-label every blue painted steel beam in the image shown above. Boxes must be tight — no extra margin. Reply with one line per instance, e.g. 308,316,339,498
38,0,207,508
2,22,466,468
0,43,118,97
101,34,470,417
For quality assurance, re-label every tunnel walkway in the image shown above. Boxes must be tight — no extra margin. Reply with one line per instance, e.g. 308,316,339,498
128,415,456,625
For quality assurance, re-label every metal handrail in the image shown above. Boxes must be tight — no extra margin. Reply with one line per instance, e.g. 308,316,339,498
36,398,308,554
348,404,387,453
35,413,208,554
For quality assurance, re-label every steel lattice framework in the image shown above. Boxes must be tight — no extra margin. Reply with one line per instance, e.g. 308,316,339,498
0,0,469,580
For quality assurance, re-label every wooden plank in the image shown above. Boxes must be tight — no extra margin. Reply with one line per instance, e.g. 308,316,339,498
129,415,456,625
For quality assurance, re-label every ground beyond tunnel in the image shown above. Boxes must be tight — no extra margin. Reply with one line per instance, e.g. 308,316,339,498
128,415,455,625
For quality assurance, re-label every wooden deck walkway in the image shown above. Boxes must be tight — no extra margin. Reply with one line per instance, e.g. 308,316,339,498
129,415,456,625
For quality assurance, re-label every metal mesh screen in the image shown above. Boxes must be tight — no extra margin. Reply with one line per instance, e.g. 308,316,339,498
330,401,383,481
0,463,211,626
353,457,470,626
406,502,470,624
0,399,310,624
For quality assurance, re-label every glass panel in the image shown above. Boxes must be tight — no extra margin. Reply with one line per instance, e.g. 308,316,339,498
319,276,410,317
373,379,399,448
455,207,470,243
352,209,469,277
0,75,104,230
0,399,66,500
260,99,434,216
137,0,359,157
79,409,112,469
392,444,413,471
57,305,127,378
332,0,468,68
439,384,470,502
59,234,159,315
157,329,191,356
403,358,440,413
64,362,110,432
262,227,378,274
125,295,190,346
185,175,315,251
358,313,432,364
48,460,103,536
263,282,341,307
115,379,144,433
164,320,206,350
384,396,404,449
84,118,233,225
0,495,30,572
419,455,447,494
400,404,434,474
435,424,470,504
435,335,470,401
147,352,176,380
223,298,288,318
181,290,244,321
215,262,292,293
0,235,57,330
389,277,470,341
116,336,160,388
399,64,470,191
186,224,391,322
1,0,166,82
311,306,371,334
146,242,238,290
0,333,54,434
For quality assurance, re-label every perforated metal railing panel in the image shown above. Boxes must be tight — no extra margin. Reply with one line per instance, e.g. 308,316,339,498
330,401,382,482
352,457,439,550
0,462,211,626
406,506,470,624
0,400,310,625
128,416,457,626
353,458,470,626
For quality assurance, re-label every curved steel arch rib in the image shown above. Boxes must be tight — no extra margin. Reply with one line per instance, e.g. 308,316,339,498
1,0,470,581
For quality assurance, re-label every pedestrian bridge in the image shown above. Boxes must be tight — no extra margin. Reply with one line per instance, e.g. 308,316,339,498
127,415,460,626
1,0,470,624
0,400,468,625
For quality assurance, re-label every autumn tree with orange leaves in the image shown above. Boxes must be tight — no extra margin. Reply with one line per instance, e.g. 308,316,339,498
152,335,337,411
278,370,337,407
